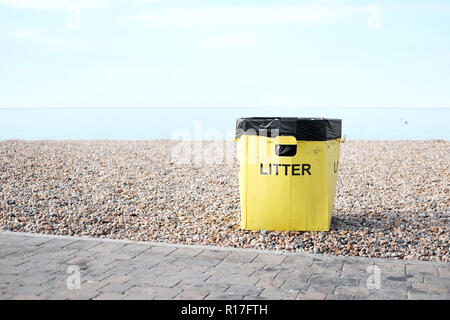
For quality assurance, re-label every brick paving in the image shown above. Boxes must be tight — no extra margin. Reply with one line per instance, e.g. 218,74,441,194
0,231,449,300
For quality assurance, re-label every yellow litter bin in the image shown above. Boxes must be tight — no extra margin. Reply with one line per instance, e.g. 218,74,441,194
236,117,342,231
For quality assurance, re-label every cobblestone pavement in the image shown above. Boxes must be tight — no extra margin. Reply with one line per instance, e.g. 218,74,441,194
0,231,449,300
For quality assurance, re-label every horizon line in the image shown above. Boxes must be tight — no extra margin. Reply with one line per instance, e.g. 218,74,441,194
0,106,449,110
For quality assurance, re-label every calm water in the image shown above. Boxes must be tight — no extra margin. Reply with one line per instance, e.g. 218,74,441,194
0,107,448,140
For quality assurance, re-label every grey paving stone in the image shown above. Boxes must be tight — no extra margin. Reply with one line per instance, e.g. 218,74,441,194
384,273,419,283
36,261,73,273
98,282,133,294
102,274,131,285
83,264,117,280
62,240,102,251
373,279,412,291
207,274,259,287
282,279,309,292
223,251,258,264
259,287,299,300
130,275,182,288
44,278,69,292
0,250,36,262
12,237,53,247
177,272,210,285
93,293,126,300
256,277,285,289
125,257,160,270
309,272,342,286
204,293,244,300
274,269,310,282
144,264,186,276
341,257,371,265
65,257,92,265
101,262,138,275
100,252,137,262
43,289,100,300
189,281,230,294
333,277,361,287
147,286,182,299
114,243,151,256
123,286,153,298
0,233,29,242
175,286,210,300
245,259,267,266
122,294,152,300
296,288,326,300
10,294,46,300
182,265,211,274
243,295,269,300
15,275,55,286
423,275,449,285
33,239,78,252
407,291,450,300
35,250,81,263
78,280,108,292
4,263,37,276
87,242,127,254
326,293,355,300
184,257,223,268
197,249,231,260
282,255,314,267
341,262,373,277
375,262,406,274
406,264,439,277
0,274,20,285
261,264,296,273
1,231,448,301
252,269,280,281
7,284,53,296
411,282,448,295
334,285,370,297
307,283,336,294
313,258,345,270
225,284,264,296
146,246,178,256
126,269,164,285
0,292,13,300
252,254,286,266
168,247,204,259
128,255,177,269
437,266,450,278
367,288,407,300
214,261,259,276
1,256,33,268
0,247,24,257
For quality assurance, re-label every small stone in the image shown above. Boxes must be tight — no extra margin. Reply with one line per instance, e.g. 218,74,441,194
0,140,447,263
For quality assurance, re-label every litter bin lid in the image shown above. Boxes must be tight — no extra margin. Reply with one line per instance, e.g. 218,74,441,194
236,117,341,141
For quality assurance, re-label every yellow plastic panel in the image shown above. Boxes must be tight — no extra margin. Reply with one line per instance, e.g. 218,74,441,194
237,135,340,231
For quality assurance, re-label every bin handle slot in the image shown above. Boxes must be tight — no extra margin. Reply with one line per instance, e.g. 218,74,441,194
275,144,297,157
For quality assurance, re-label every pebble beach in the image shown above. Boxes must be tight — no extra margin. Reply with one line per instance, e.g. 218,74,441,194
0,140,448,262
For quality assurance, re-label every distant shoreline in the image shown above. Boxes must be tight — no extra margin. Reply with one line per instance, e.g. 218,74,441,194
1,107,449,140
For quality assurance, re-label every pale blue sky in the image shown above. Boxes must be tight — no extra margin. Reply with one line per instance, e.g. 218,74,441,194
1,0,450,108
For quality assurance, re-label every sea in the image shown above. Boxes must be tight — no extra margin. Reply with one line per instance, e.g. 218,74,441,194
0,107,448,140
